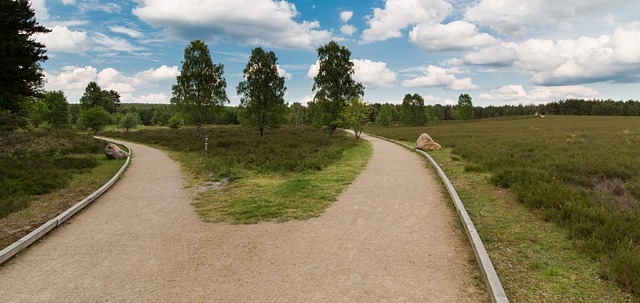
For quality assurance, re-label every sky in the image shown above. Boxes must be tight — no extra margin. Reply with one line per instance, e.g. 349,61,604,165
31,0,640,107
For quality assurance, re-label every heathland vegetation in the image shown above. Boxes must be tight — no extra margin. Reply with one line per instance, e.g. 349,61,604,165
368,116,640,299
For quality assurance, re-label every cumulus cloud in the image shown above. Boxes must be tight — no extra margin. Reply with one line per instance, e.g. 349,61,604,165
341,25,357,36
340,11,354,23
402,65,478,90
465,0,628,38
31,0,49,20
132,93,170,104
361,0,452,43
479,84,599,104
449,23,640,85
513,23,640,85
136,65,180,80
44,65,180,103
306,59,397,88
448,44,518,66
132,0,332,50
352,59,397,88
277,65,293,80
34,26,88,53
409,20,498,51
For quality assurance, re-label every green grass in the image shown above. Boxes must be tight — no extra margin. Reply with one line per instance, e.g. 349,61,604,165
103,125,372,223
367,116,640,301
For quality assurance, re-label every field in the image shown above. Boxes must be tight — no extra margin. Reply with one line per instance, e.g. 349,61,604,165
0,130,126,249
103,125,371,223
368,116,640,301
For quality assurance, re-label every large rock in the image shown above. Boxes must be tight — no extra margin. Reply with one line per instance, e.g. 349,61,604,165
414,133,441,151
105,143,129,160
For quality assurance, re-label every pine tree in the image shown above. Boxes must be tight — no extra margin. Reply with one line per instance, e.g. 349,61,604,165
0,0,50,124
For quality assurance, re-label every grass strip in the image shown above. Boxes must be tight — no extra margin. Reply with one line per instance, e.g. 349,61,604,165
191,140,371,223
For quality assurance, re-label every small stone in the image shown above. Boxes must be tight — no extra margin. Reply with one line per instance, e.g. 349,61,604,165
105,143,129,160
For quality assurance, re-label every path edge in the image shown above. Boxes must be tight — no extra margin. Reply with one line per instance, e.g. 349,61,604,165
366,133,509,303
0,140,132,265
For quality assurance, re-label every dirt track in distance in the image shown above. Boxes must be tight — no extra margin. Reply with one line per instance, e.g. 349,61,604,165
0,134,484,302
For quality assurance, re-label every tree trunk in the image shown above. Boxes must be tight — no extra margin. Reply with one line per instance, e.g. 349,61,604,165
259,127,264,136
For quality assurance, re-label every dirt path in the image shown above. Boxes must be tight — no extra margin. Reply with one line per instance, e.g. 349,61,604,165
0,134,483,302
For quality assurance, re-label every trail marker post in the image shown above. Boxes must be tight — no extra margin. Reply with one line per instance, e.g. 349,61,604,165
204,136,209,157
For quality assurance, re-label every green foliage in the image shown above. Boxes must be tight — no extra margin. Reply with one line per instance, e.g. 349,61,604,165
44,91,71,128
79,82,120,114
0,110,28,132
26,97,48,128
0,131,103,218
399,93,426,126
167,115,184,129
172,40,229,136
340,97,371,139
237,47,287,136
312,41,364,134
369,116,640,298
77,106,112,134
290,102,306,125
120,112,140,132
0,0,50,117
425,104,445,121
457,94,474,120
376,103,397,126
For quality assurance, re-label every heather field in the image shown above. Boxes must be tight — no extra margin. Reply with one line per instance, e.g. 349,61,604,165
368,115,640,300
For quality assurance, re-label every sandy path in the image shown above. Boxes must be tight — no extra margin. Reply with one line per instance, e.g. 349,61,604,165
0,134,483,302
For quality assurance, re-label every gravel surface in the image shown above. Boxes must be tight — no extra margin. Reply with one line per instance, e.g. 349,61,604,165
0,134,484,302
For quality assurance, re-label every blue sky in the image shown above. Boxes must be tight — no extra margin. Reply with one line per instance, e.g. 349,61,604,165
32,0,640,107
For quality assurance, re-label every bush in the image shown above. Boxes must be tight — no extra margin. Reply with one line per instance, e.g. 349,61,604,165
120,112,140,132
167,115,184,129
77,107,112,133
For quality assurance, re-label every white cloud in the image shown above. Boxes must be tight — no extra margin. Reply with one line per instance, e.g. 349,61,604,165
402,65,478,90
479,84,599,104
352,59,397,88
361,0,452,43
31,0,49,20
341,25,357,36
34,26,88,53
298,95,314,106
306,61,320,79
448,23,640,85
513,23,640,85
276,65,293,80
97,68,136,94
136,65,180,80
131,93,170,104
449,44,518,66
109,26,144,38
409,20,498,51
132,0,332,50
465,0,629,38
93,33,146,53
44,65,179,103
340,11,354,23
306,59,397,88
